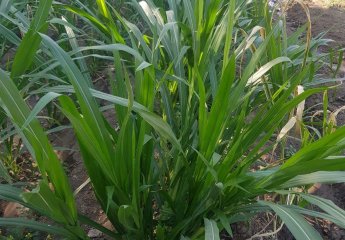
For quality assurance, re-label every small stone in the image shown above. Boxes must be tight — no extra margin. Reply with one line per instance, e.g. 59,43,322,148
87,229,102,238
103,220,114,231
3,202,21,217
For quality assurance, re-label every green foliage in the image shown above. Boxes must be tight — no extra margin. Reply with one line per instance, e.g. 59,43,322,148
0,0,345,239
10,0,53,79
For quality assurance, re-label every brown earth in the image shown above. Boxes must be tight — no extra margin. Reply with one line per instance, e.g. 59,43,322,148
286,1,345,240
232,1,345,239
288,0,345,49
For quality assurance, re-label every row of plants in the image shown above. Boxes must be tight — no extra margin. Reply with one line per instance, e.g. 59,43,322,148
0,0,345,239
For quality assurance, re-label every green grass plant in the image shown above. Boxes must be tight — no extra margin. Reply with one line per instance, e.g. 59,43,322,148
0,0,345,239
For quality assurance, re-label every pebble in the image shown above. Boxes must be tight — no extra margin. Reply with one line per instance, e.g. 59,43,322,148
87,229,103,238
3,202,21,218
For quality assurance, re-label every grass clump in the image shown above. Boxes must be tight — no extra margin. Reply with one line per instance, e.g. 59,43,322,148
0,0,345,239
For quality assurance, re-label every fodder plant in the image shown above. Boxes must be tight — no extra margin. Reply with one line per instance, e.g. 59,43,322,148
0,0,345,239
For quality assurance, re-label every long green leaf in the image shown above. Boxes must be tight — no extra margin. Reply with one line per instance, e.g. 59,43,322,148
259,201,322,240
300,193,345,226
33,85,182,152
0,218,75,238
0,69,81,233
281,171,345,188
40,34,117,182
204,218,220,240
11,0,53,78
